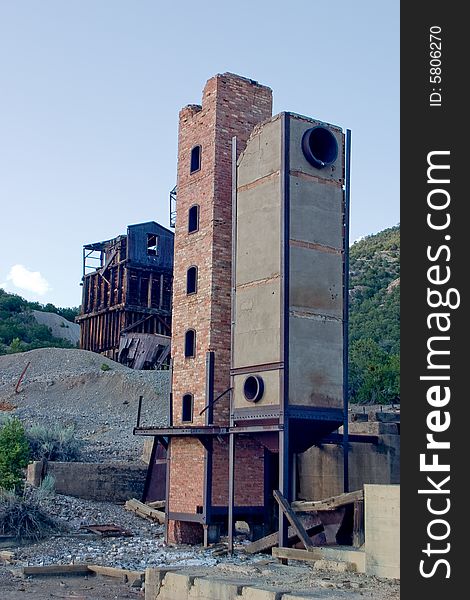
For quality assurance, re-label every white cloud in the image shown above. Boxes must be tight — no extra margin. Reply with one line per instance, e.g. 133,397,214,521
6,264,51,296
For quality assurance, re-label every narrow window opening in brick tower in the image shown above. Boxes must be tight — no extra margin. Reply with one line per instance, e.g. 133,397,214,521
184,329,196,358
186,266,198,294
147,234,159,256
188,204,200,233
182,394,193,422
190,145,201,174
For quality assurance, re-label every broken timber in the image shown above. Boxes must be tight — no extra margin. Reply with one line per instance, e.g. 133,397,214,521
21,564,91,577
245,522,324,554
273,490,314,551
291,489,364,512
79,524,133,537
272,547,358,571
146,500,165,510
125,498,165,524
87,564,145,583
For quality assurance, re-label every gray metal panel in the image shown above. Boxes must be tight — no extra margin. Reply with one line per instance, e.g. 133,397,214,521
235,177,281,286
290,179,343,249
288,315,343,409
289,245,343,319
232,369,281,410
237,115,282,188
233,281,281,368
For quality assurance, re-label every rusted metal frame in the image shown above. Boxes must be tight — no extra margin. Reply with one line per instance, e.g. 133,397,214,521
279,112,291,549
136,396,143,428
228,431,235,553
343,129,352,493
317,433,379,445
232,406,282,420
141,436,159,502
230,361,284,376
286,406,343,421
229,424,282,434
205,351,215,425
167,512,204,524
228,136,237,554
199,386,232,417
202,437,213,530
164,438,172,543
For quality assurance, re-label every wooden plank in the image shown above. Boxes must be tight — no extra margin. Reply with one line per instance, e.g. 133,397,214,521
291,489,364,512
272,547,323,562
0,550,15,562
353,499,365,547
87,565,144,581
125,498,165,524
146,500,165,509
245,522,324,554
21,564,90,576
273,490,314,551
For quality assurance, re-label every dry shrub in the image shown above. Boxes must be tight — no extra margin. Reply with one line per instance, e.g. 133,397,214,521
0,487,58,541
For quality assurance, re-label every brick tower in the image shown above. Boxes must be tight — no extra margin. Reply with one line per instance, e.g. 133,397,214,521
167,73,272,543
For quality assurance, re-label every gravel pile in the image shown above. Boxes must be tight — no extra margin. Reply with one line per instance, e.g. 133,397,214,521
13,493,259,572
0,348,170,461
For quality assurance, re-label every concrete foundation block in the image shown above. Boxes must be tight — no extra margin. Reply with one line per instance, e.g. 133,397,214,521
365,484,400,579
241,585,288,600
190,577,242,600
157,572,194,599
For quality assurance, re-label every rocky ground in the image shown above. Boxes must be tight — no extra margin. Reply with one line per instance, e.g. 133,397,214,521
0,348,400,598
0,348,170,461
0,492,399,600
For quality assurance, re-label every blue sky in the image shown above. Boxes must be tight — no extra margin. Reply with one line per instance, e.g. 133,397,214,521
0,1,399,307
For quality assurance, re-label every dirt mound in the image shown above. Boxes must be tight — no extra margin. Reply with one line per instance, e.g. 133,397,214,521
0,348,170,461
31,310,80,345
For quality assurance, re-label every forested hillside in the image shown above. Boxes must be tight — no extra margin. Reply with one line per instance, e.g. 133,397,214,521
348,225,400,404
0,289,79,355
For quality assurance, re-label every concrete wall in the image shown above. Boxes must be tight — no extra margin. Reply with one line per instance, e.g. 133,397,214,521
287,114,344,410
232,113,345,414
145,569,336,600
27,460,147,503
365,484,400,579
298,423,400,500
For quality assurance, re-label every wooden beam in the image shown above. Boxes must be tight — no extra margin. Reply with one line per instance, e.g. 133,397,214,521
245,522,324,554
21,564,91,576
87,565,144,582
273,490,314,551
353,499,365,547
272,547,358,572
291,489,364,513
146,500,165,509
272,547,323,562
125,498,165,524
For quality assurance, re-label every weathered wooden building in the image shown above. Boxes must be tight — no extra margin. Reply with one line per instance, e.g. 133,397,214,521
77,221,174,367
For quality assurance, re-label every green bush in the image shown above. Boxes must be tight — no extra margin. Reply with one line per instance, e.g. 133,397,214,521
100,362,110,371
0,417,30,492
26,424,83,462
349,338,400,405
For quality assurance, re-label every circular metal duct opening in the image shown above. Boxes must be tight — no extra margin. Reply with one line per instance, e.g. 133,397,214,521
301,126,338,169
243,375,264,403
